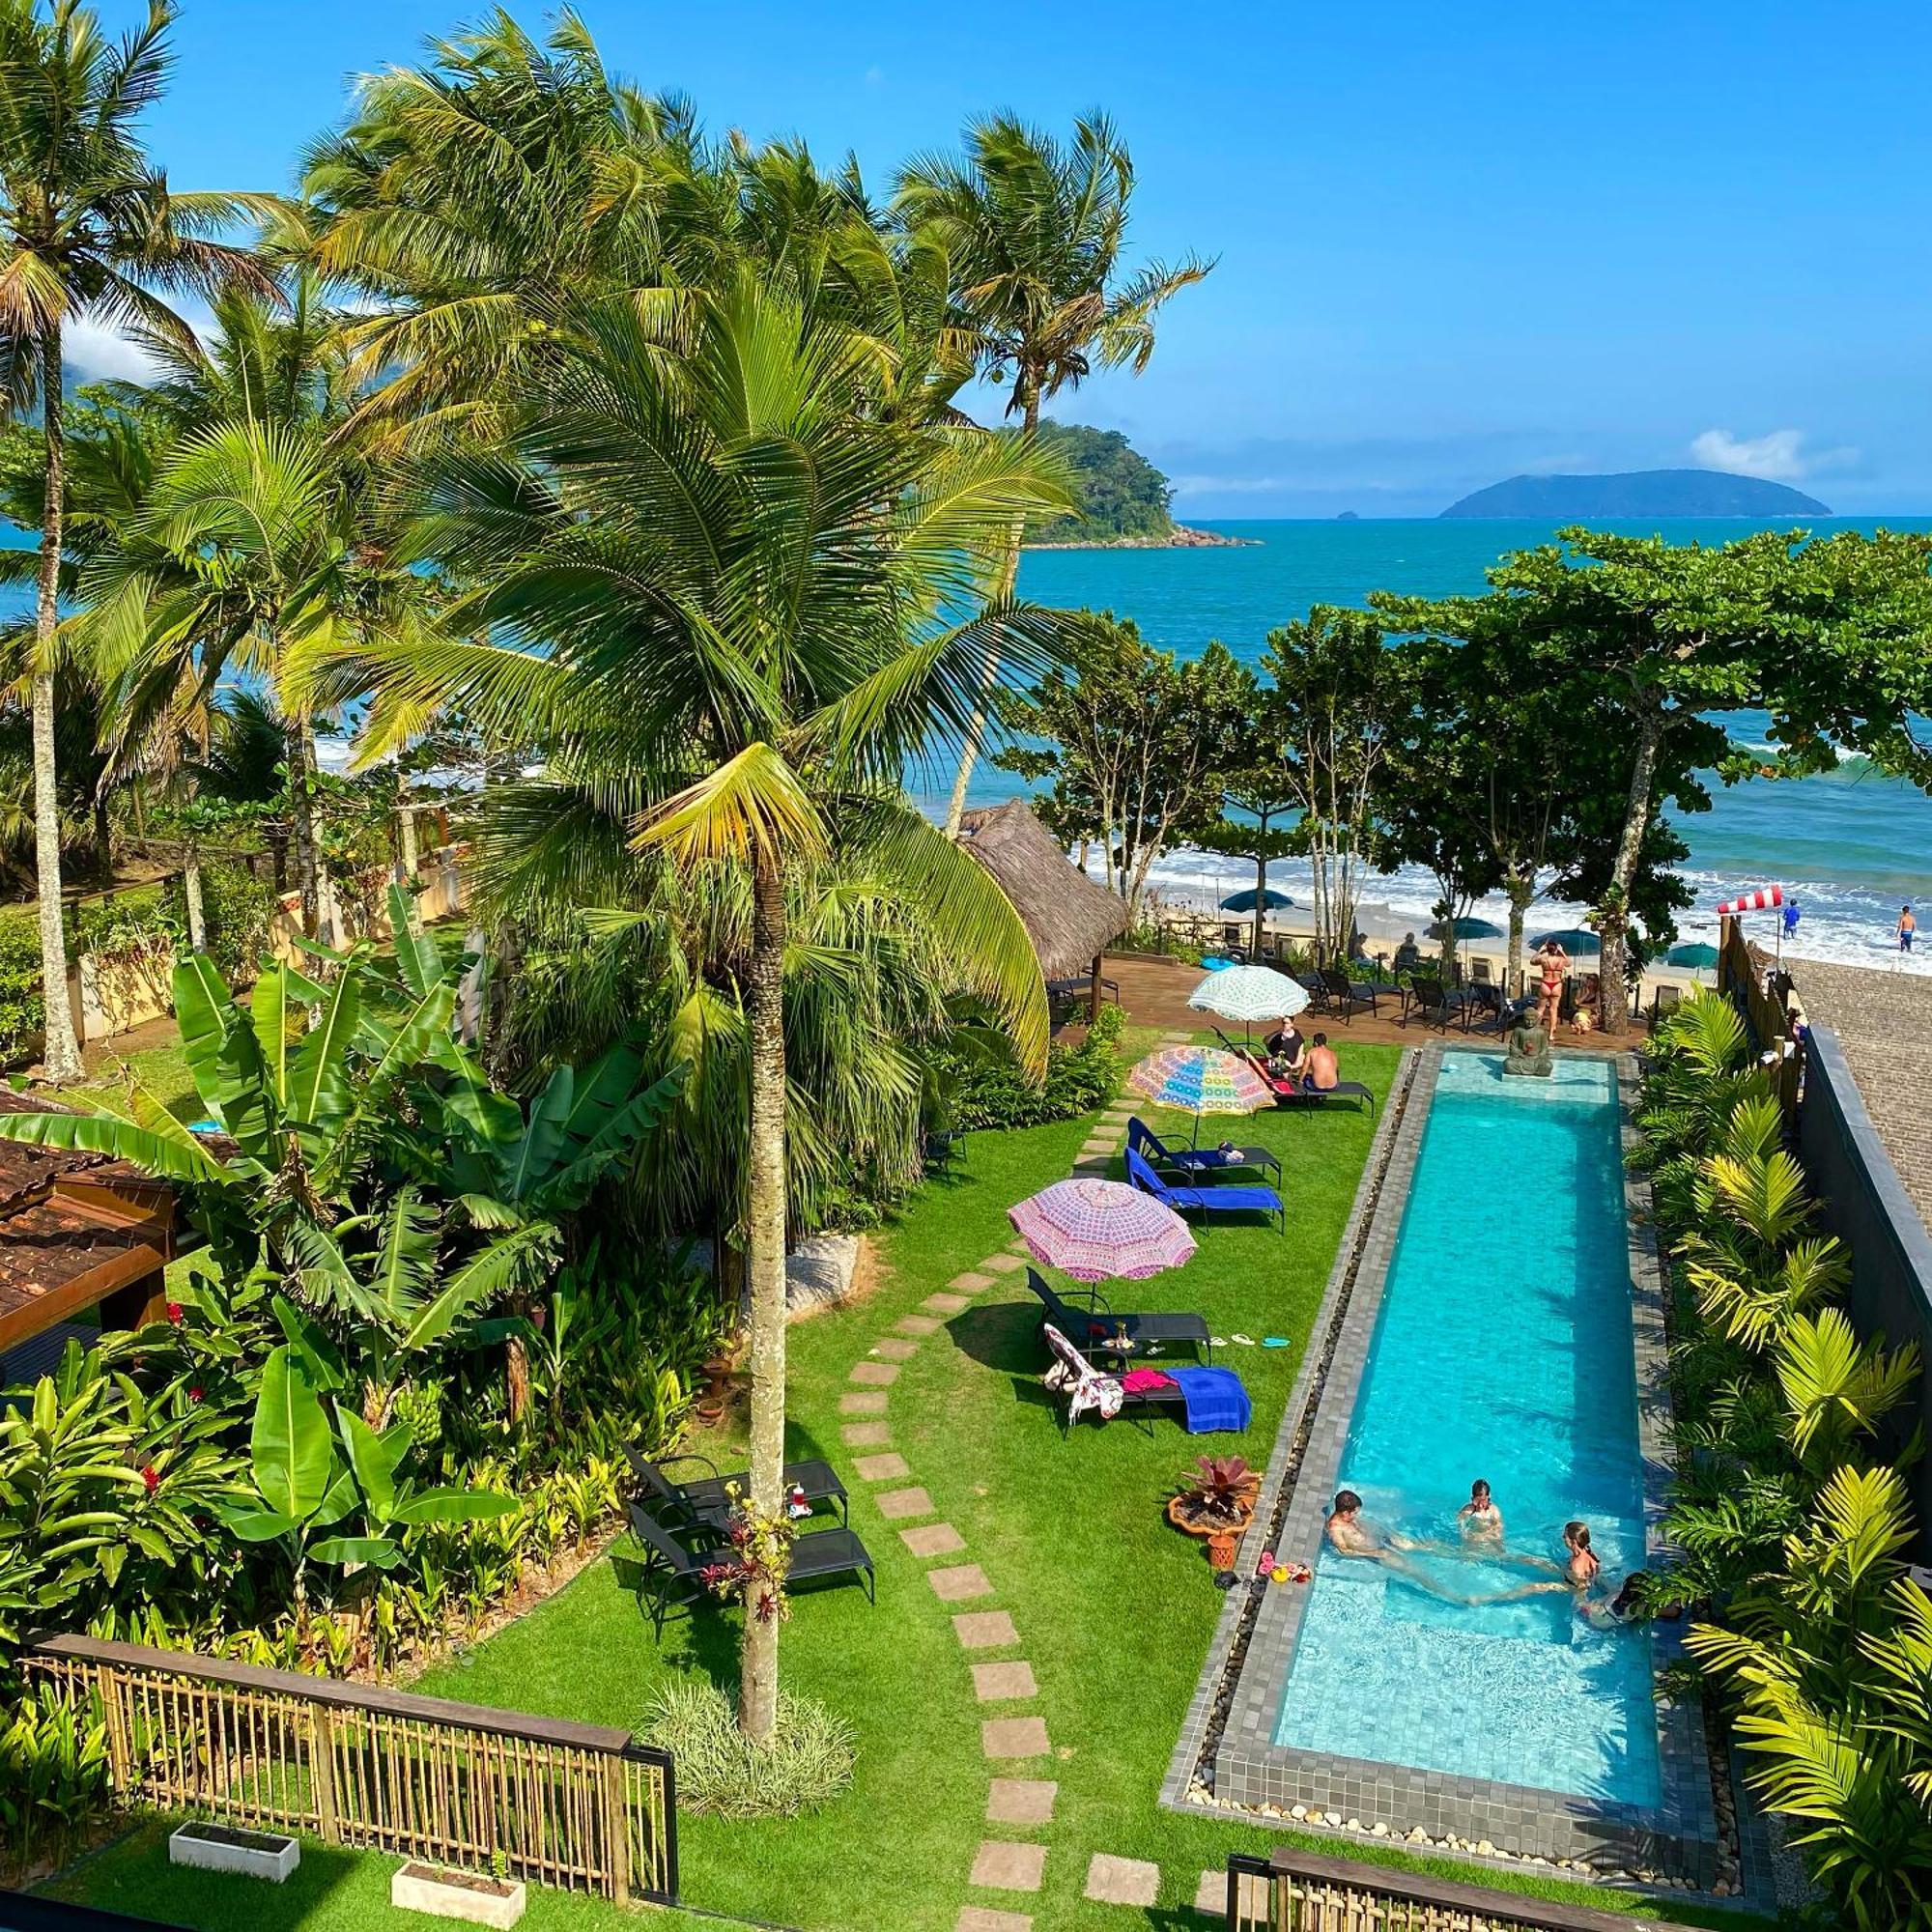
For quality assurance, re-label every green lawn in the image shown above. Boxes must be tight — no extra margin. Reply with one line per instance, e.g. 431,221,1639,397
48,1037,1778,1929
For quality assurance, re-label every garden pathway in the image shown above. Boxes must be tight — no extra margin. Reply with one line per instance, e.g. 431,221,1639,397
836,1031,1226,1928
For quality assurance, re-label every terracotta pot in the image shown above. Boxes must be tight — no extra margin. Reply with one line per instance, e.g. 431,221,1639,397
1166,1487,1260,1570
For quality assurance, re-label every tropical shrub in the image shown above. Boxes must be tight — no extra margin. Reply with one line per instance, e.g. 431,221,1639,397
640,1679,855,1818
69,893,177,965
162,859,275,982
1636,990,1932,1927
933,1001,1123,1131
0,1681,111,1879
0,910,42,1065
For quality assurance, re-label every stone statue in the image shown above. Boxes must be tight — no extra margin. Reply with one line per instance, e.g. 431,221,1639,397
1503,1011,1554,1077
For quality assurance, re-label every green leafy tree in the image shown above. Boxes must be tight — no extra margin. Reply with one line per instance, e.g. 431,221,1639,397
895,114,1209,831
992,617,1244,923
1023,422,1172,542
0,0,270,1078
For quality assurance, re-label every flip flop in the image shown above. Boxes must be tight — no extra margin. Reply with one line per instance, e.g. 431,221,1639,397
1230,1333,1256,1347
1263,1336,1290,1348
1209,1336,1230,1349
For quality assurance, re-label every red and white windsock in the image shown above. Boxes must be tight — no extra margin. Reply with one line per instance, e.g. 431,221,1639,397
1716,885,1784,915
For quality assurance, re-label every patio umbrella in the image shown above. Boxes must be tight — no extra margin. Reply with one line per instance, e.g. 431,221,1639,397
1665,941,1720,969
1219,886,1294,913
1186,964,1310,1032
1008,1177,1197,1282
1532,926,1601,956
1128,1045,1275,1116
1431,915,1505,942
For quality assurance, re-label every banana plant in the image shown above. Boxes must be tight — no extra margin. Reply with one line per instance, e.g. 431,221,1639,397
224,1346,514,1607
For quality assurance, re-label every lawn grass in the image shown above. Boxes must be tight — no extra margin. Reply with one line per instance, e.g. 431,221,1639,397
48,1034,1780,1929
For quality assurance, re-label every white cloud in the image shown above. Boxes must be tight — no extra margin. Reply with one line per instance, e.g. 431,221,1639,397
64,315,157,384
1689,427,1859,482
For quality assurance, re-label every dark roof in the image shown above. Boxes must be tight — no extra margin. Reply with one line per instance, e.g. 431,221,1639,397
957,800,1132,980
0,1093,172,1354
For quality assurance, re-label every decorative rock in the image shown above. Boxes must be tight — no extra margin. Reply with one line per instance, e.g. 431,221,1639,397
986,1778,1057,1825
970,1840,1046,1892
953,1610,1019,1649
169,1822,299,1884
1084,1853,1159,1908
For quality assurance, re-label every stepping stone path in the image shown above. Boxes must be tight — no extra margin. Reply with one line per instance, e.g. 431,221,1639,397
830,1084,1178,1932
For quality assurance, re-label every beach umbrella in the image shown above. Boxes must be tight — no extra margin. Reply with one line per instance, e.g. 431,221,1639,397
1128,1045,1275,1116
1008,1177,1197,1282
1219,886,1295,913
1664,941,1720,969
1186,964,1309,1029
1532,926,1601,957
1430,916,1505,942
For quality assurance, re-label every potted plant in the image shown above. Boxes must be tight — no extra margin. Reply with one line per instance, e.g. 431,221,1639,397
1166,1455,1262,1571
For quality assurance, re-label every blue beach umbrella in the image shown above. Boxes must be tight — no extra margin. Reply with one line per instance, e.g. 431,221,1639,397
1664,942,1720,969
1220,887,1294,913
1431,916,1505,942
1532,926,1601,957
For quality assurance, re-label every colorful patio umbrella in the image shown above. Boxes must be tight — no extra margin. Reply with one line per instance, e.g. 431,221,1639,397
1127,1045,1275,1117
1186,964,1309,1027
1219,886,1295,913
1008,1177,1198,1282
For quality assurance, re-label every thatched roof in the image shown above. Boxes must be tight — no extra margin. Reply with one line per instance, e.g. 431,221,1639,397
957,800,1130,980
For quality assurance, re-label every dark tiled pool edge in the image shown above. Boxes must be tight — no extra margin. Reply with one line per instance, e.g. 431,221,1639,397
1161,1045,1738,1900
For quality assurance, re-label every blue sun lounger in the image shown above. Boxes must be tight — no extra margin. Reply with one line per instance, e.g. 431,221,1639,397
1125,1147,1285,1234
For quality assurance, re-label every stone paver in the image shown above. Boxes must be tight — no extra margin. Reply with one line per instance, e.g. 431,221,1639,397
1085,1854,1160,1908
853,1451,911,1481
980,1251,1027,1274
952,1610,1019,1649
923,1292,971,1316
927,1563,993,1602
980,1716,1051,1759
899,1521,965,1557
847,1360,899,1386
840,1422,893,1448
874,1487,933,1520
956,1910,1033,1932
895,1313,943,1337
971,1661,1037,1701
970,1840,1046,1893
986,1778,1058,1825
949,1270,997,1293
838,1390,889,1415
869,1337,919,1362
1195,1868,1269,1918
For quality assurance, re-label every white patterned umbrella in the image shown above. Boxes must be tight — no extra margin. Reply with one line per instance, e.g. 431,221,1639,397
1008,1178,1197,1282
1187,964,1309,1026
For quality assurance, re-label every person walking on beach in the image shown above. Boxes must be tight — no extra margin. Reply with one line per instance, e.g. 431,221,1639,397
1900,906,1917,953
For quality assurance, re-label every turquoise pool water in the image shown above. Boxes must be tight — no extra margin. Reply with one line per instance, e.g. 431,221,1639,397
1272,1052,1661,1806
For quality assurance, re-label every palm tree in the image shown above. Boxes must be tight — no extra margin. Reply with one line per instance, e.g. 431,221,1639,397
895,114,1210,832
0,0,270,1078
320,279,1071,1741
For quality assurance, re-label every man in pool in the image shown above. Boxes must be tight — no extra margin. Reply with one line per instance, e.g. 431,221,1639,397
1457,1479,1503,1543
1323,1491,1487,1604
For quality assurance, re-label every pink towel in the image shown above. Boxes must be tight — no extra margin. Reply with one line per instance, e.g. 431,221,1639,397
1120,1368,1176,1394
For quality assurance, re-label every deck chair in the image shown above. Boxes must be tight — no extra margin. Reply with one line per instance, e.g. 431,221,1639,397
1318,968,1379,1020
1023,1266,1210,1363
1126,1116,1281,1186
1125,1147,1284,1234
624,1445,847,1529
1041,1321,1190,1435
1404,976,1479,1033
1214,1030,1378,1115
626,1502,873,1639
1649,983,1684,1028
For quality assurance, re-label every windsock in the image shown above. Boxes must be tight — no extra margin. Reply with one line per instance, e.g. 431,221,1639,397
1716,886,1785,915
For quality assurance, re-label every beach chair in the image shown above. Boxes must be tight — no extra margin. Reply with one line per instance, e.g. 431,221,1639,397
1649,983,1684,1028
1126,1147,1285,1234
1403,975,1479,1033
1318,967,1379,1021
1296,973,1330,1013
1023,1265,1211,1363
626,1502,873,1638
1126,1116,1282,1186
1041,1321,1191,1435
624,1445,848,1529
1212,1029,1378,1114
1474,990,1536,1036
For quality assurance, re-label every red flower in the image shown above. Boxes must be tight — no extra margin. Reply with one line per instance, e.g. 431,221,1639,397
141,1464,159,1493
164,1301,184,1325
188,1387,204,1405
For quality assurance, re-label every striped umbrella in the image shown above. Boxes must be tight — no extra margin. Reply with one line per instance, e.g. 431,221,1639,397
1186,964,1310,1029
1008,1177,1198,1282
1127,1045,1274,1119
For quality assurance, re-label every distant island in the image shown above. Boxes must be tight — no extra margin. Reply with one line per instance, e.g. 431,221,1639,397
1021,422,1257,548
1439,468,1833,520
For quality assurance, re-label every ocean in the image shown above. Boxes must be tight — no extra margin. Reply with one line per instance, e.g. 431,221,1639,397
910,517,1932,976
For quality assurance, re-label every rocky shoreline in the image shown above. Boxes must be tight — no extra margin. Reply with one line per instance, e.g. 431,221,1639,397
1023,523,1259,551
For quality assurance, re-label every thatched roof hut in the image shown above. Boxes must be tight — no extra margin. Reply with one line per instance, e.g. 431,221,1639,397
957,800,1130,981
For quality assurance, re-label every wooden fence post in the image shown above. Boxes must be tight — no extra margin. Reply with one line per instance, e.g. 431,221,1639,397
97,1664,132,1797
310,1704,340,1844
605,1755,630,1904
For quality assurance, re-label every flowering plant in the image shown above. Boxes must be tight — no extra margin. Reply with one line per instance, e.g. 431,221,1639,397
697,1482,797,1625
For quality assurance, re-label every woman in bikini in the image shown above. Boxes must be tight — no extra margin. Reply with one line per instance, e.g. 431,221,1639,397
1457,1479,1503,1545
1535,938,1569,1035
1477,1520,1603,1603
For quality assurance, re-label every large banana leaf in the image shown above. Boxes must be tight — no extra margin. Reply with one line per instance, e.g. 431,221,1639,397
529,1065,689,1212
336,1409,404,1523
287,967,362,1164
248,1348,334,1522
401,1224,555,1350
390,1485,519,1524
0,1107,227,1185
339,983,456,1151
173,955,278,1163
366,1189,439,1321
249,965,298,1114
388,884,447,998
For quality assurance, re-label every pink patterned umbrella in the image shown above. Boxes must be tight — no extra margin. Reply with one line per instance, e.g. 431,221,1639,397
1007,1177,1198,1283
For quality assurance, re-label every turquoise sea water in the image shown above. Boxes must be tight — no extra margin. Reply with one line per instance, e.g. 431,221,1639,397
1271,1051,1659,1805
921,516,1932,973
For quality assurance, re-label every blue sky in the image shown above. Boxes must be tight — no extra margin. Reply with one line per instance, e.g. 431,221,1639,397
74,0,1932,517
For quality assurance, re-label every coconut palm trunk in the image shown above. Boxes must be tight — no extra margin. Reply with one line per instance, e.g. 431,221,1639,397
284,705,322,938
739,841,790,1744
32,327,80,1082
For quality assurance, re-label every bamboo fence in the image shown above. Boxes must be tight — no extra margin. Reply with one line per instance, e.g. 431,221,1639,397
23,1633,675,1904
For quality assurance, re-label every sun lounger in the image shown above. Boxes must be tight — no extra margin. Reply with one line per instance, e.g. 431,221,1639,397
1023,1265,1210,1363
624,1445,848,1528
1318,968,1380,1020
1403,976,1480,1033
1126,1116,1281,1186
1126,1147,1285,1233
627,1502,873,1638
1212,1030,1378,1114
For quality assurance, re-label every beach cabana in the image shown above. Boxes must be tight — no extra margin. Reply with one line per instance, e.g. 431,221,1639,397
958,801,1131,1020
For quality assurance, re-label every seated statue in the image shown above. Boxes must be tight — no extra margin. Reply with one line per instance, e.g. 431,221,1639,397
1503,1011,1554,1077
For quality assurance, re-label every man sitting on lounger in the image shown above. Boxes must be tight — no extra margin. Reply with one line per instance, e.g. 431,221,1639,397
1304,1033,1339,1092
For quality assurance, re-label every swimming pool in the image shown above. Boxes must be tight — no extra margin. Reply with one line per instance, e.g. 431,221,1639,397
1269,1051,1659,1805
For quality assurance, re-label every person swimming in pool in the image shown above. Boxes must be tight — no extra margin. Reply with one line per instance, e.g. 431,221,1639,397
1323,1491,1488,1605
1475,1520,1605,1604
1457,1479,1503,1544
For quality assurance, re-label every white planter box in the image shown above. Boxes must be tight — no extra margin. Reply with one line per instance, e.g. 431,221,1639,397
391,1861,526,1928
168,1819,300,1882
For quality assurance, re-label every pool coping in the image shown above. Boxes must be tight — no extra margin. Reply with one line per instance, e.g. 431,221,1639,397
1163,1043,1729,1890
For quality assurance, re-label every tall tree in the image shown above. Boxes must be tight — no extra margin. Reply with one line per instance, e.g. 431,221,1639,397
0,0,269,1077
309,281,1070,1743
1463,528,1932,1033
896,115,1209,832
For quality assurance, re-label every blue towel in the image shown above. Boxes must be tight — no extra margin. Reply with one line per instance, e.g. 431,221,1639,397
1167,1366,1251,1435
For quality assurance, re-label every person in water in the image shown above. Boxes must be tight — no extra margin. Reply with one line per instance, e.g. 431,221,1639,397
1324,1491,1484,1605
1476,1520,1604,1604
1457,1479,1503,1543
